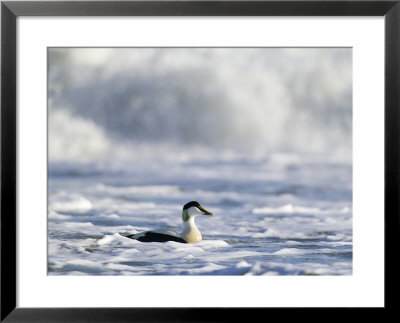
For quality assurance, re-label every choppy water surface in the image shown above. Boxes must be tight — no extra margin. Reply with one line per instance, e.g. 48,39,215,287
48,153,352,275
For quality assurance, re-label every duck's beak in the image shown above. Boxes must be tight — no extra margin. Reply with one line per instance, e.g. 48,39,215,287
198,205,214,216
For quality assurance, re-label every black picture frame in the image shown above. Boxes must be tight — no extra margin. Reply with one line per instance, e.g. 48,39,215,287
1,1,399,321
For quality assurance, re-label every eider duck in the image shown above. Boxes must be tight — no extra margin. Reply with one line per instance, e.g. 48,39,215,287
124,201,214,243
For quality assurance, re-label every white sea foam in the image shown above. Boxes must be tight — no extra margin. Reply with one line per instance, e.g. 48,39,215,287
201,261,311,276
194,240,230,248
251,228,280,238
95,184,181,196
48,211,72,220
273,248,307,256
64,222,94,228
252,204,351,215
96,233,134,246
61,259,105,273
98,213,120,219
49,193,93,213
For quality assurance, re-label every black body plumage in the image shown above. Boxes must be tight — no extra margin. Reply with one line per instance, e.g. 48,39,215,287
125,232,187,243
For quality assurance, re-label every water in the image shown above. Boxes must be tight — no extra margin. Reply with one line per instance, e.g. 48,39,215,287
47,48,352,275
48,152,352,275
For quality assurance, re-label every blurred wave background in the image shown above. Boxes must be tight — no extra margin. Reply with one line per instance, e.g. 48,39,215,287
48,48,352,162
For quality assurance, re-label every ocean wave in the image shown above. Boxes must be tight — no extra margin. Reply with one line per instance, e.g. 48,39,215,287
48,48,352,161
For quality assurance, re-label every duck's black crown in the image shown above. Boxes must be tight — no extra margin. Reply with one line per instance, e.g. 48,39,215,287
183,201,201,210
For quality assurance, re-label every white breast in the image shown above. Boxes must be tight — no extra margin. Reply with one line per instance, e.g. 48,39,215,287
180,218,202,243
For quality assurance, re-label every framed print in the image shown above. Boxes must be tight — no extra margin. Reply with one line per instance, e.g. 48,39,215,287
1,0,399,321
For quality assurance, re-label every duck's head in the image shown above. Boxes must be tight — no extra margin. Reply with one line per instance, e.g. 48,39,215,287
182,201,214,222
